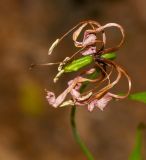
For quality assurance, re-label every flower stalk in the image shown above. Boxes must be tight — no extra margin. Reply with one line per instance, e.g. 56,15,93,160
70,106,94,160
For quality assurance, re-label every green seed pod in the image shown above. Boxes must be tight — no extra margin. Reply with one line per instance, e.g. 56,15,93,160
63,52,116,73
64,55,93,72
101,52,116,60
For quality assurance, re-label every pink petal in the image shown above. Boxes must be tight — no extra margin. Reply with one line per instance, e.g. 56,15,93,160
46,91,56,106
88,101,95,112
70,89,81,99
88,93,113,111
81,47,96,55
46,76,88,108
73,30,97,48
82,34,97,46
69,76,93,102
97,93,113,111
46,88,70,108
46,78,80,108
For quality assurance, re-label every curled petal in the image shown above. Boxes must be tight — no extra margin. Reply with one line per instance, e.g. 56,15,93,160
46,76,92,108
46,77,80,107
100,58,131,99
73,23,88,43
46,88,69,108
95,23,125,54
68,74,95,102
88,58,131,104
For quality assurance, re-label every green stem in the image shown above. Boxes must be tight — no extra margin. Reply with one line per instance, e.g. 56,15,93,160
70,68,100,159
70,106,94,160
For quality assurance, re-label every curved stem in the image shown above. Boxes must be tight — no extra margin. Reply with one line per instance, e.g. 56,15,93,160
70,106,95,160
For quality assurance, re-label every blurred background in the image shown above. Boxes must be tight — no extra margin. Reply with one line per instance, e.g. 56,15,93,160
0,0,146,159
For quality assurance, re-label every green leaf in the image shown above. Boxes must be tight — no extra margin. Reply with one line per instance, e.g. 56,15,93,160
129,92,146,104
129,123,145,160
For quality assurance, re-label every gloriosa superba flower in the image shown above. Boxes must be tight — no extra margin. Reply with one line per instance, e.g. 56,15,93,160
38,20,132,111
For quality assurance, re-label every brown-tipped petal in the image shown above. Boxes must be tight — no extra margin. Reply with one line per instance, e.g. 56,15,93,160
96,92,113,110
88,92,113,111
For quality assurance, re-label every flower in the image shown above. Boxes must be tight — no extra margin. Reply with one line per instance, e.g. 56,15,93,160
44,20,131,111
